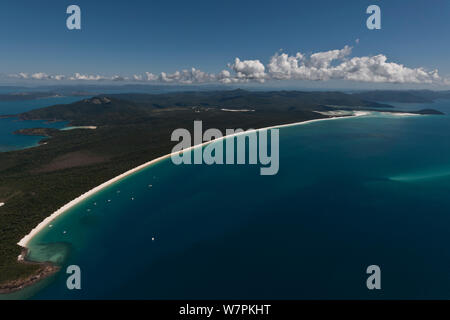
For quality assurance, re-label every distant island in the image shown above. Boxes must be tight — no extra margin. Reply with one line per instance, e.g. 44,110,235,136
353,90,450,103
0,89,445,293
0,91,90,102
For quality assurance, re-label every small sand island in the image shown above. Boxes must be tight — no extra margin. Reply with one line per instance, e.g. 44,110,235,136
60,126,97,131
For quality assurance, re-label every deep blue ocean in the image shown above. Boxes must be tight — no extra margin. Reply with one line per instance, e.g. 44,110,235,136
0,97,87,151
2,99,450,299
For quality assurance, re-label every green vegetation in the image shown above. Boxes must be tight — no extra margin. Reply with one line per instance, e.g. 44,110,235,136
0,89,443,291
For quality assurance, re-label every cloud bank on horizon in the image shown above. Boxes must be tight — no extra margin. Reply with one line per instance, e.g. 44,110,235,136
7,45,449,86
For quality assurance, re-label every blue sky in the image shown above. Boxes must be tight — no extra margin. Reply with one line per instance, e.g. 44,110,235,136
1,0,449,88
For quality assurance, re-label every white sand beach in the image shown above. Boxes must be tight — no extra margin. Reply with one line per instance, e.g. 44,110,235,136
17,112,367,250
380,112,419,117
60,126,97,131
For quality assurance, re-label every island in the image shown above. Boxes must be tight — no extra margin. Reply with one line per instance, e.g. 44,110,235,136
0,89,444,293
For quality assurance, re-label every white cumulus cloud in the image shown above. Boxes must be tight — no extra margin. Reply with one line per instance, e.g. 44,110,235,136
68,73,108,81
159,68,215,84
227,58,267,82
267,46,441,84
6,45,448,86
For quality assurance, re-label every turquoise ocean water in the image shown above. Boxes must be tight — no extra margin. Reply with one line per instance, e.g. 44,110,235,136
0,97,88,151
3,99,450,299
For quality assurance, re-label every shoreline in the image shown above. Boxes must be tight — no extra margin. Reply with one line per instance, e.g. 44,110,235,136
18,112,369,249
0,249,60,295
